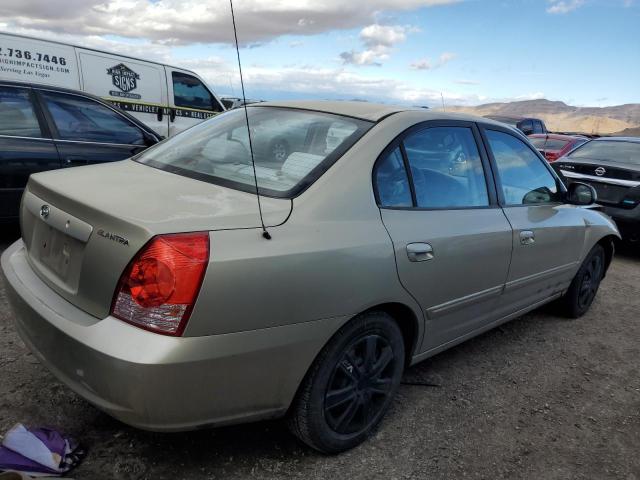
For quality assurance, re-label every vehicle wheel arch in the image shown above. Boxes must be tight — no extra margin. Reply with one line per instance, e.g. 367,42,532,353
597,234,617,279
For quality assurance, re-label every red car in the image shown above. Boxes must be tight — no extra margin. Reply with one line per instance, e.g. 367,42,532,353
529,133,589,162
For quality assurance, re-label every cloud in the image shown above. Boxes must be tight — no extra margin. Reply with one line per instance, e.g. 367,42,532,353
546,0,585,14
0,0,459,46
340,24,416,66
410,52,456,70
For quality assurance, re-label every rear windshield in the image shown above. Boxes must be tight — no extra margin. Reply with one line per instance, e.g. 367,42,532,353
529,137,570,151
136,107,372,197
568,140,640,165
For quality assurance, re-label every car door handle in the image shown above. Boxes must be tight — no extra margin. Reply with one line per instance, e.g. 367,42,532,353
520,230,535,246
406,242,434,262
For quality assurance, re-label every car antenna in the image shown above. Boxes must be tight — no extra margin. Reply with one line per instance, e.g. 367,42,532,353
229,0,271,240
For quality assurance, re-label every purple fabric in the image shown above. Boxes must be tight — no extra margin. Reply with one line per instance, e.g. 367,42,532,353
0,424,84,476
0,445,57,475
30,428,68,460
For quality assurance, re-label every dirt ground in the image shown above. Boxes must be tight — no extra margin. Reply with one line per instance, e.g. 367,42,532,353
1,223,639,480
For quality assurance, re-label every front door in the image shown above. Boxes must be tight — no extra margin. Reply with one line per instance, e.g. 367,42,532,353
166,68,224,136
36,90,150,168
375,122,513,352
481,127,586,316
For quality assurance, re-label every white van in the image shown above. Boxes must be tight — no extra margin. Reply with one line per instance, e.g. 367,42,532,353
0,32,225,137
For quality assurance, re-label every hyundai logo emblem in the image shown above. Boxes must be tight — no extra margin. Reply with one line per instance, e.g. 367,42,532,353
595,167,606,176
40,205,50,219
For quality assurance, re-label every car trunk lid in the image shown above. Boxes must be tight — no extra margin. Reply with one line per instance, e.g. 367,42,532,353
21,160,291,319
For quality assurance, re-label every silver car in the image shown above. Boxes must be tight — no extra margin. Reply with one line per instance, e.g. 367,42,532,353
1,101,620,453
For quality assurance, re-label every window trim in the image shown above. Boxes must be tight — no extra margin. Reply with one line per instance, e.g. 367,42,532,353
0,85,51,140
372,119,499,211
34,88,148,146
478,124,567,208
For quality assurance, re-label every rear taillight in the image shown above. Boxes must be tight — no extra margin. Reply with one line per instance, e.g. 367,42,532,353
111,232,209,336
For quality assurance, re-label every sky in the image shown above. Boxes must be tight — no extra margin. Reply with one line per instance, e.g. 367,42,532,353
0,0,638,107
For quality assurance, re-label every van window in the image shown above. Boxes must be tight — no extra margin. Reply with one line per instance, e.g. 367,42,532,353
41,91,145,145
0,87,42,138
172,72,223,112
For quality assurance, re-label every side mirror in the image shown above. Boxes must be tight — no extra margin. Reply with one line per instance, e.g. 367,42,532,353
566,182,597,206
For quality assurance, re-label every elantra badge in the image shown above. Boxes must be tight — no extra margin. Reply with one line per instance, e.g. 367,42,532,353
39,205,50,219
595,167,606,176
97,229,129,246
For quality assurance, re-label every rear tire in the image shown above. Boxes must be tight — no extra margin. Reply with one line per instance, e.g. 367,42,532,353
288,312,404,454
558,244,605,318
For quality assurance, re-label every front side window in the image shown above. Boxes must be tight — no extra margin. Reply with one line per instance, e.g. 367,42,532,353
41,92,145,145
172,72,223,112
486,129,560,205
533,121,544,134
374,147,412,207
0,87,42,138
136,107,371,197
403,126,489,208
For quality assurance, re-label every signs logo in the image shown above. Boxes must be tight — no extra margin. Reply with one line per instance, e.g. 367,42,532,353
107,63,141,99
595,167,606,176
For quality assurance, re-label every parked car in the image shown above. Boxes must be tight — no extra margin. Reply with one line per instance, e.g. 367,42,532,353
0,31,225,137
529,133,589,162
2,102,619,454
0,80,160,219
553,137,640,242
485,115,548,136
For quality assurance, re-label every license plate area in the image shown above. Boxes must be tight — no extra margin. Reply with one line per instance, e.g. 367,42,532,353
31,219,85,293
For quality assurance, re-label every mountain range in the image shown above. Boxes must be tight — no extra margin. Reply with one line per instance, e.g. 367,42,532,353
449,99,640,136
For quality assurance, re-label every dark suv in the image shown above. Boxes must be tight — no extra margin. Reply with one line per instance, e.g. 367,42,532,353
485,115,548,136
0,81,160,219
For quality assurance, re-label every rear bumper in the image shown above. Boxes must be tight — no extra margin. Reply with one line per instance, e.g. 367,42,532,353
1,240,346,431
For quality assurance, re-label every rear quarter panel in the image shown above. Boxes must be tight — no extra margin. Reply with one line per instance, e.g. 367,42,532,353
185,112,430,348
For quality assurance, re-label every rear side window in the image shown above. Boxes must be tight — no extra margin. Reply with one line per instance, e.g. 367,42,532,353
519,120,533,134
41,91,145,145
0,87,42,138
172,72,223,112
486,130,560,205
403,127,489,208
375,147,412,207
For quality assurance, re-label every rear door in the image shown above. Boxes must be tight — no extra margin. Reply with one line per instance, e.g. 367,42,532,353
76,50,169,137
481,126,585,316
35,89,151,168
0,84,59,218
165,67,224,136
375,121,513,352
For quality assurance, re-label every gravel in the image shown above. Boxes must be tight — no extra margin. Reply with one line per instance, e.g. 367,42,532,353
1,224,639,480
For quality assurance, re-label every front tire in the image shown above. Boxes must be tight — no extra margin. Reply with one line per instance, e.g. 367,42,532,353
288,312,405,454
559,244,606,318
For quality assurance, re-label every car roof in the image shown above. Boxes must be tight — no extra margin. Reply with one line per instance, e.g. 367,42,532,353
529,133,586,141
592,136,640,143
253,100,501,124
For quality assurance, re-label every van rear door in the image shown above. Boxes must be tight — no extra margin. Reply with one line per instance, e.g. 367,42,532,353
76,50,169,137
165,67,224,136
0,33,79,89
